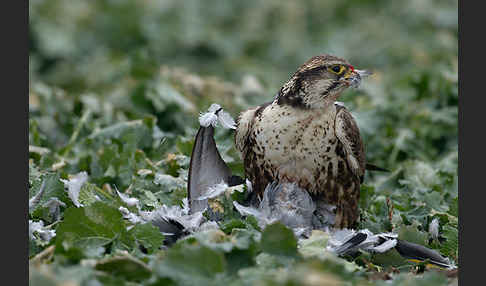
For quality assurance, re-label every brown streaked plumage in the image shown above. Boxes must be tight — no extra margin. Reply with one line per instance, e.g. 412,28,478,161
235,54,369,228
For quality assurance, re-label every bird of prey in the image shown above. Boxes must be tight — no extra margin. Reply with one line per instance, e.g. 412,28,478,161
235,54,371,229
181,73,453,269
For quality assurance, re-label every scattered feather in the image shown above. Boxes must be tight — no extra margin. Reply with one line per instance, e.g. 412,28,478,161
198,221,220,232
196,181,228,201
327,229,398,255
217,110,236,129
199,112,219,127
198,103,236,129
60,172,88,207
208,103,222,113
119,207,144,224
29,220,44,240
42,197,66,221
141,203,205,235
29,220,56,242
181,198,190,214
429,218,440,239
233,201,263,220
245,179,253,193
116,187,140,208
373,238,398,253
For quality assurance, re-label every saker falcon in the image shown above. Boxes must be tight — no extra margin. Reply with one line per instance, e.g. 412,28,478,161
235,54,371,229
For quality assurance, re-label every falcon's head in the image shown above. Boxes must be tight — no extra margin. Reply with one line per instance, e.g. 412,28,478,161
277,54,371,109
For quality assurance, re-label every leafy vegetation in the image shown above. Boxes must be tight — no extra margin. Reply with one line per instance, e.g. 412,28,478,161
29,0,457,285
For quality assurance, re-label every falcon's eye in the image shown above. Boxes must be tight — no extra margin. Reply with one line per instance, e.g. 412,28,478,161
330,65,344,74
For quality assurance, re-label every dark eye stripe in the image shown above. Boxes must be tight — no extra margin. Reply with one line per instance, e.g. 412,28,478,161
321,80,341,96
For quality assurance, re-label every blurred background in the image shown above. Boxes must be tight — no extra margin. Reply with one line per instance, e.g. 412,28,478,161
29,0,458,159
29,0,459,281
29,0,458,192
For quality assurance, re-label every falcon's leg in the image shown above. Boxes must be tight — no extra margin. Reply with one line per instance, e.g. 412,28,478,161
334,181,360,229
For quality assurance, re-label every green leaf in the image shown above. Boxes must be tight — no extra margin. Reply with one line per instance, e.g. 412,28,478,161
153,173,186,192
30,264,99,286
95,253,152,281
29,161,43,186
261,222,298,257
147,82,195,113
225,229,259,273
448,197,458,217
371,248,408,268
440,224,458,261
298,230,330,259
55,202,133,260
422,191,448,212
219,219,246,234
154,244,226,285
191,229,234,252
128,223,165,254
359,184,376,210
29,172,68,215
397,223,428,246
89,119,153,150
78,182,103,206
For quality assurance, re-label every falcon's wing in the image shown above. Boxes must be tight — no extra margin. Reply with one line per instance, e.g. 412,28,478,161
234,107,258,156
334,106,366,182
235,102,272,155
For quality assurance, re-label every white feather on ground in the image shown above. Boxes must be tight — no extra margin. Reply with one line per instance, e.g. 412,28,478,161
42,197,66,221
429,218,440,239
119,206,144,225
326,229,398,255
29,220,56,242
60,171,88,207
195,181,228,201
116,187,140,208
118,201,207,236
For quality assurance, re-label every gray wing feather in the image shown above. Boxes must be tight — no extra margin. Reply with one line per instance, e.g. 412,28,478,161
188,126,232,213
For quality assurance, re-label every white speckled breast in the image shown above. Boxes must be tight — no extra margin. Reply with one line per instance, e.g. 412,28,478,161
250,102,345,194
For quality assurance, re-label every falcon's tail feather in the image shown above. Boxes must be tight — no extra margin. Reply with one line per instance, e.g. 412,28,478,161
365,163,389,172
